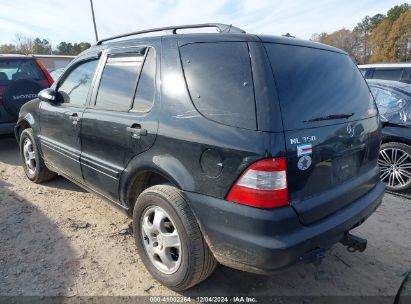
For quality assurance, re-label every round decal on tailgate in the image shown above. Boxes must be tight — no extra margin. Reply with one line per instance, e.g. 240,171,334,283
297,155,312,171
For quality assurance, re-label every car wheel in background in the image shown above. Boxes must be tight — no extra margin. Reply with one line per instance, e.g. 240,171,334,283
19,128,57,183
133,185,217,291
378,142,411,192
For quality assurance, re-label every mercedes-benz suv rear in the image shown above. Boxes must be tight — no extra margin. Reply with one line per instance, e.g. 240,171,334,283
16,24,385,291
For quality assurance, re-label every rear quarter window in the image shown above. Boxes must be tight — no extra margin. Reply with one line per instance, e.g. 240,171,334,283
179,42,256,130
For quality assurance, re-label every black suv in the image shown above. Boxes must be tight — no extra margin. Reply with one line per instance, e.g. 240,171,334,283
16,24,385,291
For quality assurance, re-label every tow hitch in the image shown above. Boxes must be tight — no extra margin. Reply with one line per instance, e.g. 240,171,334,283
339,233,367,252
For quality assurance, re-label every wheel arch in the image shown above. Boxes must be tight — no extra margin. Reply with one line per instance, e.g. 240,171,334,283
120,153,195,213
15,115,35,142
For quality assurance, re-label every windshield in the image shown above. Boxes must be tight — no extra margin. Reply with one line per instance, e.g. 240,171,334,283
264,43,377,130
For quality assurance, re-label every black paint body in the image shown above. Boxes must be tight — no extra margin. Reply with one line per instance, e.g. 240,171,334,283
16,33,385,273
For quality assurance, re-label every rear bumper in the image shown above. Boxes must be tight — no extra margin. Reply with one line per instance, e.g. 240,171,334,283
184,181,385,274
0,122,16,135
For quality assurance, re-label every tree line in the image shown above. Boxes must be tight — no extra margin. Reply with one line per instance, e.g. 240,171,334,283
311,3,411,64
0,34,91,56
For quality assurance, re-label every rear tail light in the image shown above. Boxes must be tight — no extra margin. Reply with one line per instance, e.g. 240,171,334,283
35,59,54,86
226,158,288,209
0,95,3,107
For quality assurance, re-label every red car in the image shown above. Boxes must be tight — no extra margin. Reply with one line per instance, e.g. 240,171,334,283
0,54,53,135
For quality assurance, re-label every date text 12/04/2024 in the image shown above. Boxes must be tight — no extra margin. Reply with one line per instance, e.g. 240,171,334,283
149,296,258,303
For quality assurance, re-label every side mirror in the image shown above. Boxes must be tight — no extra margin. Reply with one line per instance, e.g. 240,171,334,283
38,88,58,103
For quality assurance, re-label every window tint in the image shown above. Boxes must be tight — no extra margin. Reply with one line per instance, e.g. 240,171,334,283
95,55,143,111
373,69,403,81
133,48,156,112
0,59,45,82
58,60,98,105
264,43,376,130
180,42,256,130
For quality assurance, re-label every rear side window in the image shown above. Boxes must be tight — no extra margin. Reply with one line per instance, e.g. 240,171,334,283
0,59,45,82
132,48,156,112
95,54,143,111
180,42,256,130
264,43,376,130
373,69,403,81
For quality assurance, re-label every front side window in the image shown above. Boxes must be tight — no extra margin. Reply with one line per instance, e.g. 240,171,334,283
95,54,143,111
58,60,98,105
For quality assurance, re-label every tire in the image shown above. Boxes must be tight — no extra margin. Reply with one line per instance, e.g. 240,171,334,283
378,142,411,192
20,128,57,183
133,185,217,291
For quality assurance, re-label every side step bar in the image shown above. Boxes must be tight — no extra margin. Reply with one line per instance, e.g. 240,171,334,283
339,233,367,252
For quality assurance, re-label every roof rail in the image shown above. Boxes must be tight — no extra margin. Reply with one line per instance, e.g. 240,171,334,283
96,23,246,45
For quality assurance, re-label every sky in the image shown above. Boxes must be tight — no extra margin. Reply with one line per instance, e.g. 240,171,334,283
0,0,407,46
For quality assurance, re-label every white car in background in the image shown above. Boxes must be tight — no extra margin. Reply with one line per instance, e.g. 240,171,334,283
359,63,411,83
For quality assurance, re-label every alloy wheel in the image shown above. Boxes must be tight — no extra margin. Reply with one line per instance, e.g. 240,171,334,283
23,138,37,175
378,147,411,189
141,206,182,274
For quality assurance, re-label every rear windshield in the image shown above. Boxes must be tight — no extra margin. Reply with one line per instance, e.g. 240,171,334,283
264,43,376,130
0,59,45,83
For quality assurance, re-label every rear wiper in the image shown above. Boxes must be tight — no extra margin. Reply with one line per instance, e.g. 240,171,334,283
304,113,354,123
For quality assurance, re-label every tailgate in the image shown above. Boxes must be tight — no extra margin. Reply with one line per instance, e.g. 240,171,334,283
263,42,381,225
285,118,381,224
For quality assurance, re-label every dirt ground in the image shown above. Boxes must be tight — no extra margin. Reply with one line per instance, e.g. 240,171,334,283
0,135,411,300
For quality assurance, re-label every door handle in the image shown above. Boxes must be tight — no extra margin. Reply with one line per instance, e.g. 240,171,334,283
65,112,80,124
126,125,148,138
